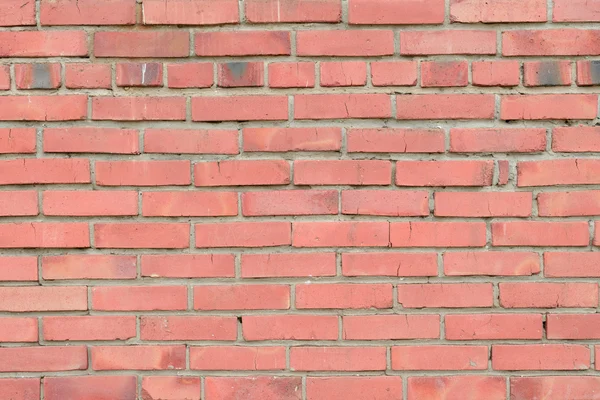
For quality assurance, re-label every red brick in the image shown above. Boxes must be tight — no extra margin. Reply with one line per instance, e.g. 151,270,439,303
0,346,87,372
0,257,37,281
297,30,394,56
0,378,39,400
295,94,391,119
142,377,200,400
43,190,137,217
65,63,112,89
396,160,494,186
444,252,540,276
0,95,87,121
92,286,187,311
195,160,290,186
268,62,315,88
218,62,264,87
446,314,542,340
421,61,468,87
492,344,590,370
195,31,290,56
116,62,163,87
243,127,341,151
547,314,600,339
241,253,336,278
503,29,600,56
205,377,301,400
41,0,135,25
401,30,496,55
0,159,90,185
343,315,439,340
145,129,238,154
577,60,600,85
0,0,36,26
96,160,190,186
0,129,35,154
435,192,532,217
143,0,239,25
472,60,520,86
500,282,598,308
519,159,600,186
524,61,571,86
92,97,186,121
243,315,338,340
544,252,600,277
92,345,186,370
397,94,495,119
307,377,403,400
320,61,366,87
291,347,386,371
553,126,600,152
190,346,286,370
0,222,89,248
246,0,341,22
95,31,189,57
95,223,190,249
347,128,444,153
141,316,237,341
193,285,290,310
141,254,235,278
0,317,38,342
43,316,136,341
0,65,9,90
15,63,61,89
143,191,237,217
554,0,600,21
44,128,139,154
0,31,87,57
196,222,291,247
492,221,589,246
450,0,546,22
293,221,389,247
294,160,391,185
392,345,488,370
342,252,438,277
408,376,506,400
371,61,417,86
167,62,213,88
0,286,87,312
243,190,337,216
539,190,600,216
511,376,600,400
498,160,510,185
398,283,493,308
349,0,444,24
450,128,546,153
44,376,137,400
296,283,393,309
42,254,136,280
192,95,288,121
391,221,486,247
0,191,37,216
342,190,429,216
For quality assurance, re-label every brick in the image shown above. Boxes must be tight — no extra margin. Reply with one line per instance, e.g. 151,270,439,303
503,29,600,56
538,190,600,216
241,253,336,278
492,221,589,246
294,160,391,185
342,252,438,277
524,61,571,86
0,95,87,121
554,0,600,21
195,31,290,56
92,286,187,311
0,65,9,90
492,345,590,370
141,254,235,278
547,314,600,339
116,62,163,87
343,315,439,340
291,347,386,371
0,256,38,281
42,254,136,280
43,316,136,341
349,0,444,24
243,190,337,216
444,252,540,276
92,345,186,370
347,128,444,153
143,0,239,25
553,126,600,152
296,283,393,309
392,345,488,370
218,62,264,87
450,128,546,153
196,222,291,247
498,160,510,185
472,60,520,86
297,30,394,56
391,221,487,247
499,283,598,308
43,190,137,217
434,192,532,217
577,60,600,85
92,97,186,121
243,315,338,340
544,252,600,277
0,379,39,400
518,159,600,186
0,191,37,216
0,158,90,186
167,63,213,88
15,63,61,89
190,346,286,370
95,160,191,186
295,94,391,119
421,61,468,87
446,314,542,340
408,376,506,400
320,61,366,87
192,96,288,121
0,129,35,154
397,94,495,119
398,283,493,308
95,31,189,57
141,316,237,341
44,128,139,154
193,285,290,310
0,0,36,26
195,160,290,186
268,62,315,88
371,61,417,86
0,31,87,57
307,377,403,400
401,30,496,55
44,376,137,400
0,286,87,312
342,190,429,216
0,317,38,342
450,0,546,22
41,0,135,25
511,376,600,400
293,221,389,247
143,191,237,217
65,63,112,89
246,0,341,22
94,223,190,249
0,222,89,248
145,129,238,154
0,346,87,372
205,377,301,400
142,377,200,400
243,127,341,151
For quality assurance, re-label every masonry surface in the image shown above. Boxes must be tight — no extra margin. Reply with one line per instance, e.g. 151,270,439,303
1,0,600,399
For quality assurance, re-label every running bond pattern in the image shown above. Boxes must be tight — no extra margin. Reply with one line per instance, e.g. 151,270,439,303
1,0,600,399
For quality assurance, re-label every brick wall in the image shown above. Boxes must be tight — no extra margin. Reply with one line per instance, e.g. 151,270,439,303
1,0,600,399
